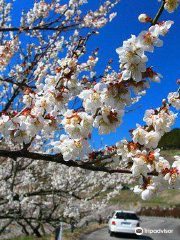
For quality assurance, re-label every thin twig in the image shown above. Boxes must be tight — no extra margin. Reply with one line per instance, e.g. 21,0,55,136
152,0,165,25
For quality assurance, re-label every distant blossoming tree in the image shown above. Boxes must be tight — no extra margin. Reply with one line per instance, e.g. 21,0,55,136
0,0,180,237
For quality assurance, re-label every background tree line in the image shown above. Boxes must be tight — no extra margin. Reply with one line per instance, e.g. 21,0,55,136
158,128,180,149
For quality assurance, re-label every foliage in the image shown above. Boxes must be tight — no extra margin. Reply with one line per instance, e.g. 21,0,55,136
158,128,180,149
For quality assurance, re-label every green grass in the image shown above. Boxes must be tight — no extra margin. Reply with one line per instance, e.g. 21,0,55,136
161,149,180,160
161,149,180,155
109,188,180,208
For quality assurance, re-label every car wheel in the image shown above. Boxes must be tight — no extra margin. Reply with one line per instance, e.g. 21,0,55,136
109,231,114,237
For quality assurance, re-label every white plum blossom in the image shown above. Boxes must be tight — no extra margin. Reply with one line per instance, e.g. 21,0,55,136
133,185,155,201
26,1,52,25
165,0,179,13
79,89,102,115
143,108,177,135
0,114,11,137
155,157,170,173
116,35,148,65
101,83,131,109
53,134,91,161
144,131,161,149
116,140,139,164
122,61,147,82
131,157,149,176
168,92,180,110
116,35,148,82
8,115,31,144
132,126,147,145
0,37,19,70
172,155,180,173
109,12,117,22
159,20,174,36
61,110,93,139
139,25,163,53
158,0,180,13
141,186,156,200
93,107,124,135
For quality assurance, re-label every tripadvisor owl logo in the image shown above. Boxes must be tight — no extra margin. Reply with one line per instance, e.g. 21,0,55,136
135,227,143,235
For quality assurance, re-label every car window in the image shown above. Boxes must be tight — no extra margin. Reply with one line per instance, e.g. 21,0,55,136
115,212,139,220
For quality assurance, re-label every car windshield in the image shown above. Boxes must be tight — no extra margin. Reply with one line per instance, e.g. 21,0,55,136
115,212,139,220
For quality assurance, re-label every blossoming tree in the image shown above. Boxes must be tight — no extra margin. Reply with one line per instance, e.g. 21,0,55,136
0,151,133,237
0,0,180,236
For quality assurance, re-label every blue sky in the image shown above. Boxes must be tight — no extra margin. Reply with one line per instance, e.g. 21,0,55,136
11,0,180,148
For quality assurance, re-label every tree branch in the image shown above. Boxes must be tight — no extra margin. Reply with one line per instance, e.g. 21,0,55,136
152,0,165,25
0,24,79,32
0,148,158,176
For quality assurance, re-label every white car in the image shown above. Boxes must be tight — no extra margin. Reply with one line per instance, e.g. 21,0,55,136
108,210,140,236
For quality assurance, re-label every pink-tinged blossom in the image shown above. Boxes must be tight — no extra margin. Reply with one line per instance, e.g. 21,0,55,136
172,156,180,173
159,20,174,36
93,107,124,135
61,110,93,139
139,25,163,53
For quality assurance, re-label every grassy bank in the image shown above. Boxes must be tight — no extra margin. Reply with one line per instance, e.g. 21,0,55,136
109,188,180,208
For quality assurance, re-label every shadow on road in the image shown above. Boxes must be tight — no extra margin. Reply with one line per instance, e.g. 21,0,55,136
112,233,154,240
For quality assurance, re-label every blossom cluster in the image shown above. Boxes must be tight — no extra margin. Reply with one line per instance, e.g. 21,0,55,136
133,154,180,200
0,107,61,144
0,37,19,71
158,0,179,13
168,92,180,110
0,18,175,164
81,0,120,29
61,110,93,139
133,107,177,147
116,21,173,82
78,21,173,137
53,135,91,161
116,95,180,200
26,1,53,26
22,0,120,31
0,0,13,27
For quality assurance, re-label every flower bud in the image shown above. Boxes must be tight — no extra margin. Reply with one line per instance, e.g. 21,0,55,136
162,99,166,105
138,14,151,23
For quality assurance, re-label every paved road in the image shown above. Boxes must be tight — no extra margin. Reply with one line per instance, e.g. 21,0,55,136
85,217,180,240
